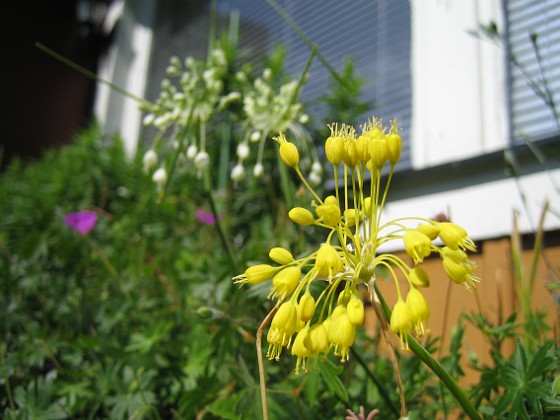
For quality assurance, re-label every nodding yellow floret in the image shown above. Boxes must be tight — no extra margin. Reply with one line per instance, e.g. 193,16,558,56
438,222,477,252
403,229,433,264
271,266,301,299
291,326,312,374
405,287,430,336
315,243,342,278
417,223,440,240
347,295,365,326
390,297,412,350
409,267,431,288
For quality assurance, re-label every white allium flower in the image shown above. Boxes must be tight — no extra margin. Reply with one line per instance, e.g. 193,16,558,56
231,163,245,182
309,171,322,187
194,151,210,171
299,113,309,124
250,131,261,143
253,163,264,178
235,71,247,83
311,161,323,175
187,144,198,159
152,167,168,185
143,150,158,171
154,115,168,129
262,68,272,81
236,143,250,160
143,114,155,126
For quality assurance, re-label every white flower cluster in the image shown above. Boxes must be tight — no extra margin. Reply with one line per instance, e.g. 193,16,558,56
140,47,319,190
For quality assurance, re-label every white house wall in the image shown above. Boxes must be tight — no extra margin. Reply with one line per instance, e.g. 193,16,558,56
410,0,509,169
94,0,155,156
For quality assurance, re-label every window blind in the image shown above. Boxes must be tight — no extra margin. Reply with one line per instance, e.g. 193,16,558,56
506,0,560,143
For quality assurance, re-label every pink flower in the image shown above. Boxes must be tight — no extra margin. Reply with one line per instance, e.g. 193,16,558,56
195,209,216,226
64,210,98,235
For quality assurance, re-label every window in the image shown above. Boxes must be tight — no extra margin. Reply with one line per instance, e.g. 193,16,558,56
505,0,560,143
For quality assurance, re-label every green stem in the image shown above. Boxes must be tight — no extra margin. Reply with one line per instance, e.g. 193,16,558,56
35,42,149,107
205,188,241,274
350,347,400,417
373,284,481,420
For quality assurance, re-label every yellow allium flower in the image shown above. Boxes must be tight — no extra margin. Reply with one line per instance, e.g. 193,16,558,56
291,326,312,374
271,266,301,299
405,287,430,336
233,117,478,373
390,297,412,350
404,230,433,264
438,222,477,252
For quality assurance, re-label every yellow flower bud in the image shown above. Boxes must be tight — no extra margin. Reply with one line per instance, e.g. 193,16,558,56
417,223,440,241
369,131,388,169
315,244,342,278
288,207,315,226
347,295,365,326
409,267,430,288
403,230,432,264
343,138,359,167
272,266,301,299
269,247,294,265
363,196,373,216
315,196,341,227
386,132,402,164
356,134,371,163
279,141,300,168
343,209,358,227
325,135,345,165
299,291,316,322
241,264,276,285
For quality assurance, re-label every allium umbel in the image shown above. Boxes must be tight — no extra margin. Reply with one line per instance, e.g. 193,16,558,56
234,117,478,374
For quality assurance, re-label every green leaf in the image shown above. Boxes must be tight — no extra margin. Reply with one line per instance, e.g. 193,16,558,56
318,358,349,403
206,394,243,420
552,374,560,399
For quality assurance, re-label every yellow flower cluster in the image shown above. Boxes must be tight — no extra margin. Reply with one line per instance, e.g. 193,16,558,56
233,118,478,374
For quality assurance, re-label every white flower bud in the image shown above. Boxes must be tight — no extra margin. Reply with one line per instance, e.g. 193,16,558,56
152,167,168,185
311,161,323,175
143,114,155,126
231,163,245,182
187,144,198,159
250,131,261,143
263,68,272,81
299,113,309,124
235,71,247,83
253,163,264,178
143,150,158,171
236,143,250,160
309,171,322,187
194,151,210,171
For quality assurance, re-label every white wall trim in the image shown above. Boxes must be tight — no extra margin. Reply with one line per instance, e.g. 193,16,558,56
410,0,509,169
94,0,156,157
